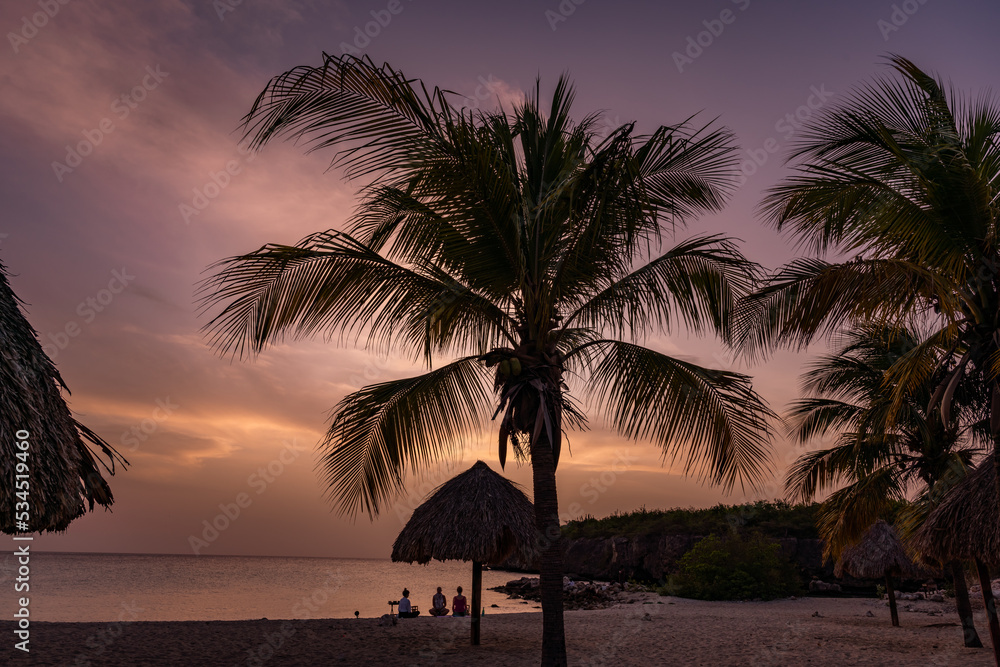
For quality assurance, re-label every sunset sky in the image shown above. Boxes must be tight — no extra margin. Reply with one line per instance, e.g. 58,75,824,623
2,0,998,559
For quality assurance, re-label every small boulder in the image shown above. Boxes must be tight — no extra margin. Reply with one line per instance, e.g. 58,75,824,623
808,580,842,593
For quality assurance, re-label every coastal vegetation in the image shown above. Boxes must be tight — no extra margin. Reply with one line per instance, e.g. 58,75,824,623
563,501,821,541
667,532,801,601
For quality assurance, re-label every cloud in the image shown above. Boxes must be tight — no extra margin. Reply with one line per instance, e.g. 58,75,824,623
11,0,962,561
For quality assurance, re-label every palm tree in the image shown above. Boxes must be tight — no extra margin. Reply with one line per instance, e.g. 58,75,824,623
784,324,985,645
199,55,774,666
737,54,1000,522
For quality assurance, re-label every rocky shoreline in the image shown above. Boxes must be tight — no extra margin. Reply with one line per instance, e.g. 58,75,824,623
489,576,654,610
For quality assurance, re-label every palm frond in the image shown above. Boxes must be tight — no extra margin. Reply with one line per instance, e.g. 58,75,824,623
548,120,740,307
241,53,453,181
562,234,757,343
633,117,740,223
734,257,960,361
783,435,897,504
319,356,491,518
345,119,526,302
764,56,993,270
786,398,864,445
198,230,515,360
574,340,774,491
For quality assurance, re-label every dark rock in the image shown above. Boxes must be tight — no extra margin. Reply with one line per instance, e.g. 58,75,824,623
489,576,628,610
808,580,842,593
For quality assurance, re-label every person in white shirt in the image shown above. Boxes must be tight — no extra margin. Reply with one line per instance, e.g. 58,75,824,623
398,589,419,618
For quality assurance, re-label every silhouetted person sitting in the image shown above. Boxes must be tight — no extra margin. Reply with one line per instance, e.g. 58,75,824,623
429,587,449,616
398,589,419,618
452,586,468,617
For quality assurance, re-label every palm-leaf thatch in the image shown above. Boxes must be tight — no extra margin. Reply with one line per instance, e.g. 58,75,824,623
836,520,914,628
0,261,126,533
392,460,537,567
835,520,915,579
913,460,1000,664
392,460,537,646
912,461,1000,566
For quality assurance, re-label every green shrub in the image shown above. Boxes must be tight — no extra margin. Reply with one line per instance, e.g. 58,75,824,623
561,501,822,541
667,532,801,601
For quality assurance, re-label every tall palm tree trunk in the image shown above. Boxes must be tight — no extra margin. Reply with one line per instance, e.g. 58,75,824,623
951,560,983,648
994,419,1000,540
975,558,1000,666
994,424,1000,556
531,428,567,667
471,560,482,645
994,427,1000,662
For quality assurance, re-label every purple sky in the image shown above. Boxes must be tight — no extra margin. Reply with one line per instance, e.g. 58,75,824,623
1,0,997,558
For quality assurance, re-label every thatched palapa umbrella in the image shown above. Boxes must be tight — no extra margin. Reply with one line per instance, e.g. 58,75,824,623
835,520,915,627
0,260,126,533
913,460,1000,664
392,460,537,645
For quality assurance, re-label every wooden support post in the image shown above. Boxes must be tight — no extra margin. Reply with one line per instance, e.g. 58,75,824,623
885,573,899,627
472,560,482,646
975,558,1000,666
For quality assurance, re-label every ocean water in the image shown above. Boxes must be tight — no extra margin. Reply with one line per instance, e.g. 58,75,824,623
0,552,535,622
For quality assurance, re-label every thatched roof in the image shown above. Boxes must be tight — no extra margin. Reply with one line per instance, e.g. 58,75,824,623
392,461,537,566
835,520,915,579
912,460,1000,566
0,261,126,533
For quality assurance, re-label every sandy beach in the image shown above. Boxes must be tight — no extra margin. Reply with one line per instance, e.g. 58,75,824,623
2,594,993,666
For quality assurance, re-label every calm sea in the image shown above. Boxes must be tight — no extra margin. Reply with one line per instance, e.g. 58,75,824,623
0,553,534,622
